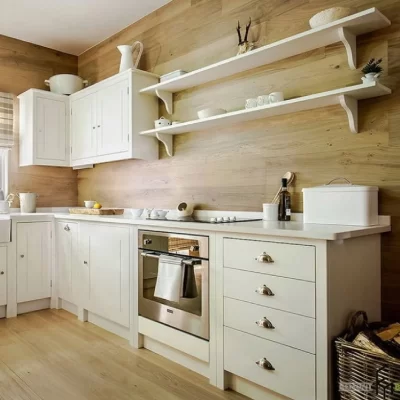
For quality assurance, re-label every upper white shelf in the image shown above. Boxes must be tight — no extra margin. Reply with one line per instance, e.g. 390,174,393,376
140,81,391,156
140,8,390,100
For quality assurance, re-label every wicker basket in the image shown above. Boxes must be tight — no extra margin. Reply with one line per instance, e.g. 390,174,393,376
336,313,400,399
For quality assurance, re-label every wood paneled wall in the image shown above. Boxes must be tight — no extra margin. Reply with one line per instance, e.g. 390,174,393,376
0,35,78,207
78,0,400,320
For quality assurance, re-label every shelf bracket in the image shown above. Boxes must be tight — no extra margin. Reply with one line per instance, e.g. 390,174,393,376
156,132,174,156
155,90,173,114
338,27,356,70
339,95,358,133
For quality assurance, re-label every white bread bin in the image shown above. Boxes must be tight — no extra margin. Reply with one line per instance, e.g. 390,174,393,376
302,178,378,226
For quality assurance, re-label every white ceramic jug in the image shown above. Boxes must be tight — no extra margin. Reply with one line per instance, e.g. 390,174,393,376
361,73,381,84
117,42,144,72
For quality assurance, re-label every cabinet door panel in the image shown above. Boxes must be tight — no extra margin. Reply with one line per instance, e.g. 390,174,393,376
71,94,96,161
81,223,130,327
57,222,78,304
0,247,7,306
97,80,130,156
36,97,67,161
17,222,52,303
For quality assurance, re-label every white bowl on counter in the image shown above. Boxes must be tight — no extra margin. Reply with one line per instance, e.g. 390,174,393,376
130,208,144,218
197,108,227,119
45,74,89,95
84,200,96,209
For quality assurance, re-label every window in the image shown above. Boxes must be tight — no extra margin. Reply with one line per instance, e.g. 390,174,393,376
0,148,9,196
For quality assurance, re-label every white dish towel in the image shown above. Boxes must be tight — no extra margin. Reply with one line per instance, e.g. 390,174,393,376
154,256,184,303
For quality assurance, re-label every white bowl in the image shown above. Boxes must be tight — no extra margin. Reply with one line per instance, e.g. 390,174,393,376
84,200,96,209
197,108,227,119
309,7,354,29
130,208,144,218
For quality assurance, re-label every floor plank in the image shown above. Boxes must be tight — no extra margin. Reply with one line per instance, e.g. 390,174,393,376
0,310,247,400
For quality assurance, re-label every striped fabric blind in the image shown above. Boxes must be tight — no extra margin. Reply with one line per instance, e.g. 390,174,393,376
0,92,14,148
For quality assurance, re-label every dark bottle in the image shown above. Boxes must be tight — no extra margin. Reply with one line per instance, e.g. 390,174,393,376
278,178,291,221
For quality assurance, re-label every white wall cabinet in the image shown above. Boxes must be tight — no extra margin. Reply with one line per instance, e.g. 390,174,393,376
56,221,78,305
17,222,52,303
18,90,69,167
70,69,159,167
79,223,130,327
0,246,7,306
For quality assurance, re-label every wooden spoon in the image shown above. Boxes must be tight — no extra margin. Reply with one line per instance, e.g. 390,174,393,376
271,172,295,204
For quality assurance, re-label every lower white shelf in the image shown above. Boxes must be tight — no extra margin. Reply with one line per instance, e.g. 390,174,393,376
140,81,391,157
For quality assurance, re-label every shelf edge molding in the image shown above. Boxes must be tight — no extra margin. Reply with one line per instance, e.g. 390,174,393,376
142,82,391,156
140,7,390,100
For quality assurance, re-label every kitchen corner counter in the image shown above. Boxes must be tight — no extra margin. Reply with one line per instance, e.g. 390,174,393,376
43,213,392,241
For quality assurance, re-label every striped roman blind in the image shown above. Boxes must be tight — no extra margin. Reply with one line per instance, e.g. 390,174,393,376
0,92,14,148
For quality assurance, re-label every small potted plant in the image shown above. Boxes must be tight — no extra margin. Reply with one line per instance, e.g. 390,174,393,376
361,58,383,83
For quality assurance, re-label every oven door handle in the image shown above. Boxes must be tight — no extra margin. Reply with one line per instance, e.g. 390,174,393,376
140,251,202,265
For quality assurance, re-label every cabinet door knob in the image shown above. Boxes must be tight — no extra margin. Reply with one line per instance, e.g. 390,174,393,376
92,126,96,130
255,285,274,296
255,252,274,263
0,271,4,275
83,261,88,265
256,358,275,371
64,225,70,232
97,125,100,128
20,255,25,258
256,317,275,329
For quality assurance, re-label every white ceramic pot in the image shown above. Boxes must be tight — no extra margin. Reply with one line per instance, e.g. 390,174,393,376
45,74,89,95
0,201,9,214
176,202,194,217
155,117,171,128
309,7,354,29
361,73,381,84
18,193,38,213
84,200,96,209
197,108,227,119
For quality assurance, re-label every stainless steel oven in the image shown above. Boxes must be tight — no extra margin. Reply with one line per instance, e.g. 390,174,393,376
138,230,209,340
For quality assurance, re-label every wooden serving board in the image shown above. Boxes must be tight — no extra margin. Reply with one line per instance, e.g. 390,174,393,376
69,208,124,215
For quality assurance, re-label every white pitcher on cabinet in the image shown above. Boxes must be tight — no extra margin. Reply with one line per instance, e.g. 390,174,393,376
117,42,144,72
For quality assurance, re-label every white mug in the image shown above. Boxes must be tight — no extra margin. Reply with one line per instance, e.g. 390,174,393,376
257,95,270,106
245,98,258,109
263,203,279,221
269,92,284,103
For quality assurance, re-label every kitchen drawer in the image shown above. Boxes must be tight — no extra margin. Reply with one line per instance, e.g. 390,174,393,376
224,327,315,400
224,268,315,318
224,297,315,354
223,238,315,282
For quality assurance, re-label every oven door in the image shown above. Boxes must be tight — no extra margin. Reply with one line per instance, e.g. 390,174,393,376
138,231,209,340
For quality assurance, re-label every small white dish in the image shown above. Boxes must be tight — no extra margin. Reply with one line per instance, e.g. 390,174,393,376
84,200,96,209
130,208,144,218
245,98,258,109
197,108,227,119
150,209,168,219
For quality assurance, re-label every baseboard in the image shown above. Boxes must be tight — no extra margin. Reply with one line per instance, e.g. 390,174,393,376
143,336,209,378
228,374,290,400
88,312,130,340
60,299,78,316
17,298,51,315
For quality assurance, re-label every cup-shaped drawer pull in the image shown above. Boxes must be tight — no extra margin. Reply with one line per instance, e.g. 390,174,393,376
255,252,274,263
64,224,70,232
256,358,275,371
255,285,274,296
256,317,275,329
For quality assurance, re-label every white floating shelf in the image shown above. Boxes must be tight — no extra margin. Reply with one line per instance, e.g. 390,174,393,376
140,82,391,156
140,7,390,113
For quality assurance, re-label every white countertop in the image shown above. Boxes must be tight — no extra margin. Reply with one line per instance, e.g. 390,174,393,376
8,210,391,241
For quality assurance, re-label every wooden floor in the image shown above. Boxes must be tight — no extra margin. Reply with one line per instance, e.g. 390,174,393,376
0,309,247,400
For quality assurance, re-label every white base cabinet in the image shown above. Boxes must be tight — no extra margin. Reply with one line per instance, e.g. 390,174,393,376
16,222,52,303
0,246,7,306
18,90,69,167
56,221,79,305
79,223,130,327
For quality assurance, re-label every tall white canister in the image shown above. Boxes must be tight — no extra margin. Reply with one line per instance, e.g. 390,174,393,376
302,178,378,226
19,193,38,213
